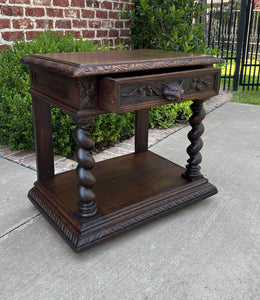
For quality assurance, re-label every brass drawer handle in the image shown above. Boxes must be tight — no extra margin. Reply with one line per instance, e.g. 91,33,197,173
162,82,184,102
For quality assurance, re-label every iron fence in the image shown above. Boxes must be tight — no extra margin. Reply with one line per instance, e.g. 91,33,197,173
204,0,260,90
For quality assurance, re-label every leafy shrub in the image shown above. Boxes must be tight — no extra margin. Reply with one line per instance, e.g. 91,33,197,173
0,30,128,156
121,0,216,54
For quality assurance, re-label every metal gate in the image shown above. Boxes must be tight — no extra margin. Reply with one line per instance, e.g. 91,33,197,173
204,0,260,91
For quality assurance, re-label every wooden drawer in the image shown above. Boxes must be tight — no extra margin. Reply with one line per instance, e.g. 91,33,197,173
98,67,221,113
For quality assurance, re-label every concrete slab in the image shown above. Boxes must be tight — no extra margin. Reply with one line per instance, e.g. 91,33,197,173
0,158,38,237
0,102,259,300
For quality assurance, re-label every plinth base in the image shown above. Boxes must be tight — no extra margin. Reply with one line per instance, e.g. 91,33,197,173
28,151,217,252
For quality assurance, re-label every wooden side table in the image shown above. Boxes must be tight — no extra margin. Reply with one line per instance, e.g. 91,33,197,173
22,50,223,252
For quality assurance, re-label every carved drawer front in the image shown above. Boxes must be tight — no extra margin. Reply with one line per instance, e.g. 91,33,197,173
98,67,220,113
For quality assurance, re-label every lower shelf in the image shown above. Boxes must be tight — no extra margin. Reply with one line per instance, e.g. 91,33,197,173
28,151,217,252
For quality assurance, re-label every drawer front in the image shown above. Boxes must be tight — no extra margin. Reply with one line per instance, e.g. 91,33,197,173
98,67,220,113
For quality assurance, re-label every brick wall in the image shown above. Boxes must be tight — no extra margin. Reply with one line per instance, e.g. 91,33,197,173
0,0,134,50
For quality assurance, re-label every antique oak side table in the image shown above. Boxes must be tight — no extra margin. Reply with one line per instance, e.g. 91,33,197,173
22,50,223,252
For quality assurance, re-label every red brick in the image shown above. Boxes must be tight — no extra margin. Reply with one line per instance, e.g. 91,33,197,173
102,39,114,47
109,29,119,38
2,31,24,41
101,1,112,9
109,11,120,19
93,1,99,8
93,39,101,47
96,30,108,38
65,9,80,18
10,0,30,4
35,19,53,29
26,31,40,40
53,0,69,7
56,20,71,29
82,30,95,38
115,21,124,28
72,20,87,28
13,19,34,29
82,9,94,18
113,2,124,10
71,0,85,7
102,20,113,28
125,3,135,10
120,30,130,37
33,0,51,5
0,19,11,29
66,30,81,38
88,20,101,28
46,8,63,17
96,10,107,19
86,1,99,8
1,5,24,16
26,7,45,17
124,21,132,29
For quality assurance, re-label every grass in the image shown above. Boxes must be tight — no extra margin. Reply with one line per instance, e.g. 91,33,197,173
220,59,260,105
231,89,260,105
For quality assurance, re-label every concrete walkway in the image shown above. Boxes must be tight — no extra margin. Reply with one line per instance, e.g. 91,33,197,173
0,102,259,300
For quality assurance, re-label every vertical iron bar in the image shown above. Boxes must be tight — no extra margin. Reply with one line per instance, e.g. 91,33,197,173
217,0,224,50
208,0,213,47
228,9,238,89
241,0,252,90
247,3,254,90
224,0,234,90
252,11,260,90
233,0,248,91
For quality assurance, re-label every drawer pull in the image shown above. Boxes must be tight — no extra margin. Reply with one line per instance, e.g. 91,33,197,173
162,81,184,103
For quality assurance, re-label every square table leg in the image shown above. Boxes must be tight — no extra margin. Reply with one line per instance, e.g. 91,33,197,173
32,95,54,182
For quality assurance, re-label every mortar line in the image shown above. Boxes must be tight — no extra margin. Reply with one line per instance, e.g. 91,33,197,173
0,214,41,240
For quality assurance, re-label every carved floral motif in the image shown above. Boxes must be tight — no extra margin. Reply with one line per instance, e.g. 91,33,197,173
120,76,214,103
78,78,98,110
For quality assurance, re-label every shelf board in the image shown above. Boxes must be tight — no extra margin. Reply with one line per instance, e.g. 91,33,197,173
28,151,217,252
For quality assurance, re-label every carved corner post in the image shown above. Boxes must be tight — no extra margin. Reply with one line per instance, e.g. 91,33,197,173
183,99,206,181
73,121,97,218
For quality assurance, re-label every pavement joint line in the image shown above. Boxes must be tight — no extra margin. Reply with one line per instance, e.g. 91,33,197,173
0,214,41,240
13,152,36,161
54,157,66,164
0,155,37,171
4,150,23,158
103,150,122,156
110,146,133,152
19,162,36,171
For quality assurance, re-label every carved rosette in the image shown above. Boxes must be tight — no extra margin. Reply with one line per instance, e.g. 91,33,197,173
78,78,98,110
74,123,97,218
183,99,206,180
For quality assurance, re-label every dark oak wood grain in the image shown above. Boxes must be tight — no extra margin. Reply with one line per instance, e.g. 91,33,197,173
32,95,54,181
135,109,149,153
98,67,220,113
21,49,223,77
22,50,222,252
28,151,217,252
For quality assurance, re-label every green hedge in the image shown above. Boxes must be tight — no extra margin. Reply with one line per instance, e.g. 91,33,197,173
0,30,192,156
121,0,217,54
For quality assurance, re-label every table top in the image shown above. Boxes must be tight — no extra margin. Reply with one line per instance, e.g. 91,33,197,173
21,49,223,77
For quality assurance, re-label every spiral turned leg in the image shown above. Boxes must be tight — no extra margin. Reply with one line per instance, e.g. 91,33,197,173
74,123,97,218
183,99,206,181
